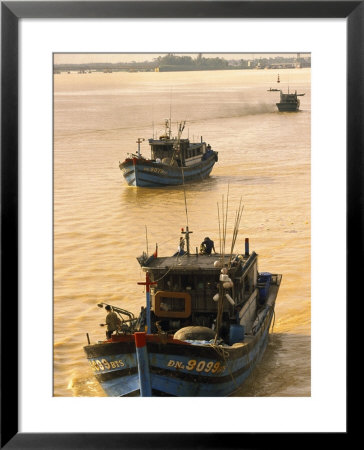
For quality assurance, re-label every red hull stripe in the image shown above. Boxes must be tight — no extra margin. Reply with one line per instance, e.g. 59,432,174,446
134,332,146,348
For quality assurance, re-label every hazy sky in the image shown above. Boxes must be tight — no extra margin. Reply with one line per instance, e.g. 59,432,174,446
54,52,309,64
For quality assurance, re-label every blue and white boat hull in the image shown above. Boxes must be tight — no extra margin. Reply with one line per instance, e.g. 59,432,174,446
84,299,275,397
119,153,217,187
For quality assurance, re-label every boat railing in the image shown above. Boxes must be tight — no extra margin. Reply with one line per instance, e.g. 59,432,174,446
269,274,282,286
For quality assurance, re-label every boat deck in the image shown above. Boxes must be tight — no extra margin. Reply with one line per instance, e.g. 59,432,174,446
144,253,250,271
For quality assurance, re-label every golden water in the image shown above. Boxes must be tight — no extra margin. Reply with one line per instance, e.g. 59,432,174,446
53,68,311,397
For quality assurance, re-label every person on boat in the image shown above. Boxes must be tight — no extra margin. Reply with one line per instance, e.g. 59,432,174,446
103,305,121,339
200,237,216,255
173,237,186,256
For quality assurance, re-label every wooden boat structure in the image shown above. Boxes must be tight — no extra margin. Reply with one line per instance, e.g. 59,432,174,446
119,120,218,187
84,198,281,396
268,87,305,112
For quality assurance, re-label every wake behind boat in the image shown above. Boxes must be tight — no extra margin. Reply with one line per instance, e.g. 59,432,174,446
119,120,218,187
84,200,282,397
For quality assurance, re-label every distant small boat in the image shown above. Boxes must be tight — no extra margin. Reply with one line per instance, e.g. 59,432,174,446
119,120,218,187
268,87,305,112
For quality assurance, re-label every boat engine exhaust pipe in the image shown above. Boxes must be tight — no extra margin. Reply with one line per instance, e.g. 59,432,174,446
245,238,250,256
134,332,152,397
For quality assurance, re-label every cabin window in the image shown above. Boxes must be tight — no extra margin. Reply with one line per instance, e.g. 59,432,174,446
151,144,173,160
154,291,191,318
180,275,194,290
163,276,179,291
204,277,219,293
160,297,185,312
196,281,204,290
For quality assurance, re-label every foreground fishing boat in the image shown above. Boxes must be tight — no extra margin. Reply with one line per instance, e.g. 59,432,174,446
268,87,305,111
119,120,218,187
84,204,282,397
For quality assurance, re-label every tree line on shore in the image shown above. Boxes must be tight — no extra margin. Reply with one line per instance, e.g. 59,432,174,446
54,53,311,73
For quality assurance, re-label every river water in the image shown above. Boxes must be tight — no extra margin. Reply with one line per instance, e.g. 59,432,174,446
53,67,311,397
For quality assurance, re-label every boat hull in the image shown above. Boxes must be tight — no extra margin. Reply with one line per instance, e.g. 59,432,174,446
276,100,300,111
119,153,217,187
84,298,275,397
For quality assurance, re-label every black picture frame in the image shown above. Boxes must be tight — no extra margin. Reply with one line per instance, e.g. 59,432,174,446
1,1,357,448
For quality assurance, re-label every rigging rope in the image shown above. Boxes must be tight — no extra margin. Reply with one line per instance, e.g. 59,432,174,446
145,225,149,256
217,203,222,255
228,199,244,268
181,166,189,229
153,251,188,283
208,343,239,389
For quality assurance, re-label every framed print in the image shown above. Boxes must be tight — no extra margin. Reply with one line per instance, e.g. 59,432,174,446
2,1,359,448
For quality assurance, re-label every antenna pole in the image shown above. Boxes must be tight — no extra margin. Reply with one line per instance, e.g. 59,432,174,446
137,272,157,334
169,90,172,138
186,226,190,255
181,227,193,255
136,138,145,157
145,225,149,255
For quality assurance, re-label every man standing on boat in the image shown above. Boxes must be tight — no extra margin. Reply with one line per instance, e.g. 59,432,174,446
173,237,186,256
103,305,121,339
200,237,216,255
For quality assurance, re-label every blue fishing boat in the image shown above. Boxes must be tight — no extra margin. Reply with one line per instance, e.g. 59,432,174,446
119,120,218,187
268,87,305,112
84,202,282,397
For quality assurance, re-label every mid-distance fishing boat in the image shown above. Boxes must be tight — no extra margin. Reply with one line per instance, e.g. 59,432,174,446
268,87,305,112
84,200,282,397
119,120,218,187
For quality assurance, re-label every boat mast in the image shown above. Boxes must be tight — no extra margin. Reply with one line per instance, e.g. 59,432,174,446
164,119,171,139
136,138,145,157
169,103,172,138
137,271,157,334
181,227,193,255
169,89,173,138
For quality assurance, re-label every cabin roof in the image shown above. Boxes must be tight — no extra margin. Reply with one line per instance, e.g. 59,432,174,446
142,252,257,274
149,138,189,145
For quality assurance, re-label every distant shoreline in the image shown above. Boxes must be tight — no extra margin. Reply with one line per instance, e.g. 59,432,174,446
54,65,311,74
54,55,311,74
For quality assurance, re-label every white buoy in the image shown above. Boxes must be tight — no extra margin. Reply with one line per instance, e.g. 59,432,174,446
225,294,235,305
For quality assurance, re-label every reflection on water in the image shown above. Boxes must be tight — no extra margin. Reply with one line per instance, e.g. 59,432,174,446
232,333,311,397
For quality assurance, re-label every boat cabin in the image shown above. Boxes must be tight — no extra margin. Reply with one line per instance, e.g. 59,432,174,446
139,248,266,339
280,92,299,103
148,138,207,167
